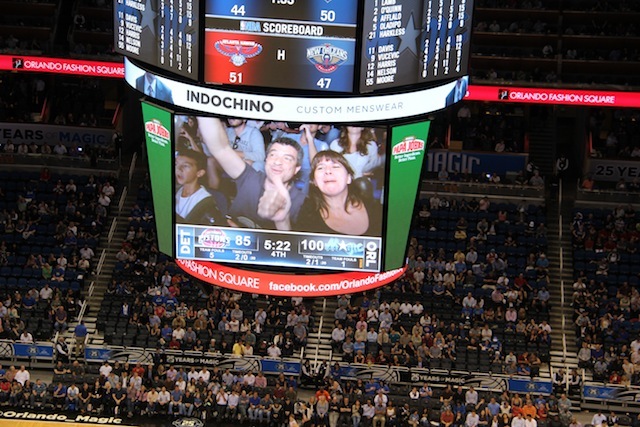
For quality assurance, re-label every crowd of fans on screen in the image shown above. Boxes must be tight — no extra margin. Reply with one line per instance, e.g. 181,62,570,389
0,169,116,343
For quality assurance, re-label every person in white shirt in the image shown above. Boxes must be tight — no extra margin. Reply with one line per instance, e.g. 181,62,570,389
511,413,526,427
399,302,413,316
267,343,282,358
466,409,480,427
19,331,33,343
157,386,171,413
99,361,112,377
172,326,186,341
198,368,211,383
15,365,30,385
412,302,424,316
187,367,199,382
39,284,53,300
243,372,256,388
524,414,537,427
592,412,607,427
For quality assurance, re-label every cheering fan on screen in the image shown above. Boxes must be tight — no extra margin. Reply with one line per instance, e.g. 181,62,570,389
295,150,381,236
198,117,305,230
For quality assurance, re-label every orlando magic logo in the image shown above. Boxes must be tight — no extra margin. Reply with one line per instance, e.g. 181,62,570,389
306,44,348,73
215,39,263,67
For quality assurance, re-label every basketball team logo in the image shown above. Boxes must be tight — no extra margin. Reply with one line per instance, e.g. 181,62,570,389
214,39,263,66
306,44,348,73
12,58,24,69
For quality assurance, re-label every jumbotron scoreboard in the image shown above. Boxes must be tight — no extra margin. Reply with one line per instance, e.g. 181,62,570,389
115,0,473,94
121,0,475,296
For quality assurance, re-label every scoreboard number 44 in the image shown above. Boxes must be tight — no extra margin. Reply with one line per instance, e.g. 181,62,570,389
230,5,245,16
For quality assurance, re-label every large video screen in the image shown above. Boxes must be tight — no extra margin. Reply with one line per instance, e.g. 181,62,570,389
114,0,199,80
203,0,358,92
173,116,386,272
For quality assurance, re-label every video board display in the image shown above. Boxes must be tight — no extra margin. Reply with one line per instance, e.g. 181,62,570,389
173,115,386,272
360,0,473,92
203,0,358,92
141,99,431,283
114,0,199,79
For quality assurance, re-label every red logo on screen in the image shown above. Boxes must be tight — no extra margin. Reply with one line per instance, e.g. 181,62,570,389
214,40,263,67
198,228,229,248
306,44,348,73
392,138,425,155
145,120,169,139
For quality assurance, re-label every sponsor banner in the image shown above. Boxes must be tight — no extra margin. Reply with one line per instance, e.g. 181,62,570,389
507,378,553,395
585,158,640,182
141,101,174,256
260,359,301,376
583,384,640,402
13,343,54,359
0,122,114,146
163,353,300,376
176,258,406,297
0,55,124,78
465,85,640,108
125,58,459,123
0,341,53,360
386,121,430,270
406,369,510,390
85,347,155,364
0,410,126,424
427,150,528,175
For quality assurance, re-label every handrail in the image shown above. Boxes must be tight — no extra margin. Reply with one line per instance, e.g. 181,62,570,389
314,298,326,366
558,178,567,361
128,152,137,187
95,249,106,278
107,218,117,244
118,186,128,214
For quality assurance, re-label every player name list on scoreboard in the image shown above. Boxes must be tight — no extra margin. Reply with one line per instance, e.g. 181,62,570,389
114,0,199,79
360,0,472,92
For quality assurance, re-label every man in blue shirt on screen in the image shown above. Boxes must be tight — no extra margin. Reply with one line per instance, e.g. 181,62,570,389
199,117,304,230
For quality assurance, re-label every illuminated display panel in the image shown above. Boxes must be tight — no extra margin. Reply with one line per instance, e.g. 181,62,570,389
360,0,474,92
173,114,386,272
114,0,199,79
203,0,358,92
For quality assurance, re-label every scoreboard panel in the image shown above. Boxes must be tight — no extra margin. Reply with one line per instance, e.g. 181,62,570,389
114,0,199,79
176,225,382,272
203,0,358,92
360,0,473,92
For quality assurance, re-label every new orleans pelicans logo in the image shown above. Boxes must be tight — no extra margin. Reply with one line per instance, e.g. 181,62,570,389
306,44,348,73
214,39,263,67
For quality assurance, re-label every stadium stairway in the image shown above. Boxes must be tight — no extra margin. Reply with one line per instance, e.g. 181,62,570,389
546,189,579,375
65,157,146,352
305,297,337,365
528,115,557,178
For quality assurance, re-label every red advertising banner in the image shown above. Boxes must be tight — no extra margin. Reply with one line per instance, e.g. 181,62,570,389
464,85,640,108
0,55,124,78
176,259,406,297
